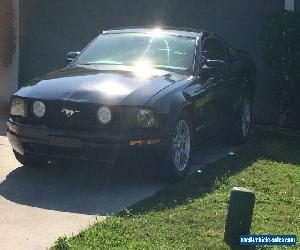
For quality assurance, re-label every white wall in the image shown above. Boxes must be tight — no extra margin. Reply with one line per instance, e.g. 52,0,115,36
0,0,19,103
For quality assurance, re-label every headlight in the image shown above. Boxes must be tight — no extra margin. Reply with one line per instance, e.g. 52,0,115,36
10,97,27,117
97,106,112,124
32,101,46,118
137,109,159,128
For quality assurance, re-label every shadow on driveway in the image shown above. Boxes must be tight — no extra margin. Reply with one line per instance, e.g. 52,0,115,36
0,157,166,216
0,104,8,136
125,130,300,215
0,138,238,216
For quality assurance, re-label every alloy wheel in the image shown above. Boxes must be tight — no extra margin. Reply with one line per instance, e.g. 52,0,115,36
241,99,251,138
172,119,191,171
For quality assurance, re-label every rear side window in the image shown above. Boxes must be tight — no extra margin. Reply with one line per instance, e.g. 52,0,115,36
228,46,239,63
202,38,226,61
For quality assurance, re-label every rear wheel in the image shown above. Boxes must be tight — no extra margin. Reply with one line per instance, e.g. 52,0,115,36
13,150,48,167
228,97,252,145
161,112,193,181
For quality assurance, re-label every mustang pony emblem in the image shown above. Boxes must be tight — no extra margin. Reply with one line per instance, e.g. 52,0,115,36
61,108,80,117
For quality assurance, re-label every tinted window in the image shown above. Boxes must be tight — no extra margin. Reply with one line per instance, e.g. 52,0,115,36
228,47,239,63
202,38,226,61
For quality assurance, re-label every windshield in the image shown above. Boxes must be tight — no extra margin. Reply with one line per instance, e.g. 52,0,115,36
74,32,196,75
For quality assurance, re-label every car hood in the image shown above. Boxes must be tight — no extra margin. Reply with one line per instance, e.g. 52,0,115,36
16,65,185,106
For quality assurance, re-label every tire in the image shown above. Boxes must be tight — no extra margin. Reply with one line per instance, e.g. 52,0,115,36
228,97,252,146
13,150,48,168
161,112,193,181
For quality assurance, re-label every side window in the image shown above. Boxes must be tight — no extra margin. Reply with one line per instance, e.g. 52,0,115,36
228,46,239,63
202,38,226,61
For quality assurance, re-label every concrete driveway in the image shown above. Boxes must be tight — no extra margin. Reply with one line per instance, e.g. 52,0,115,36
0,105,237,250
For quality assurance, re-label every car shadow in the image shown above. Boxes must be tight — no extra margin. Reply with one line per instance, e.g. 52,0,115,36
0,154,166,216
121,129,300,215
124,143,254,215
0,137,239,216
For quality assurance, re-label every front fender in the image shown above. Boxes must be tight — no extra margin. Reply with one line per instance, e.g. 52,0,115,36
167,92,192,130
148,80,193,136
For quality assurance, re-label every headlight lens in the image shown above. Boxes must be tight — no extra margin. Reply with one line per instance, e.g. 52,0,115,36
97,106,112,124
10,97,27,117
137,109,159,128
32,101,46,118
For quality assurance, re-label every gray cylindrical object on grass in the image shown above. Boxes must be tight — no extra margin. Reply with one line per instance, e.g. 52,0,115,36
224,187,255,245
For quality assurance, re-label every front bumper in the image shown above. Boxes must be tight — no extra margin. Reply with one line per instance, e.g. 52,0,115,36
7,118,167,163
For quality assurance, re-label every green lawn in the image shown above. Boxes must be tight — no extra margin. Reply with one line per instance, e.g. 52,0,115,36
52,129,300,250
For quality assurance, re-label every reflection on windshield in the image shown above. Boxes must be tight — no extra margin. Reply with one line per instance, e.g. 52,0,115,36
74,32,196,75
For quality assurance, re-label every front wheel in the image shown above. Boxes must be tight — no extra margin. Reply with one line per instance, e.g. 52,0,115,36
161,112,193,181
228,97,252,146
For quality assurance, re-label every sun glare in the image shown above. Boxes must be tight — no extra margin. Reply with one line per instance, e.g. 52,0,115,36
152,27,163,37
95,81,131,96
133,60,154,78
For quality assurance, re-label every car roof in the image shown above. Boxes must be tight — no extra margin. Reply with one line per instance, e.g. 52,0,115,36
103,26,207,38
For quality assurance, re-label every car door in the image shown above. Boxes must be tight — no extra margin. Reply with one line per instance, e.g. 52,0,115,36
182,40,217,142
183,76,215,143
227,45,247,117
200,37,235,133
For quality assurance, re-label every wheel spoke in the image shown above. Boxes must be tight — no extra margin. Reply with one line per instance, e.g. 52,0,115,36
176,120,182,136
180,151,187,165
241,100,251,137
182,125,188,138
184,141,190,154
175,150,180,167
181,121,185,136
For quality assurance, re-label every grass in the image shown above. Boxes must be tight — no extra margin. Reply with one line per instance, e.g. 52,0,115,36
52,129,300,250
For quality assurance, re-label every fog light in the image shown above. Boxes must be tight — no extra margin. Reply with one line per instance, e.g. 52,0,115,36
97,106,112,124
32,101,46,118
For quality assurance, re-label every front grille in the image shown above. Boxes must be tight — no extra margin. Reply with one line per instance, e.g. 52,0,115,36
26,101,122,133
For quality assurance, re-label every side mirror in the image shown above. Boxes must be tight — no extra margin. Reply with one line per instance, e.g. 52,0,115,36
66,51,80,63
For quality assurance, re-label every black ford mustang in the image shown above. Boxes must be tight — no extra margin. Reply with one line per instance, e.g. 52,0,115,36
7,27,255,180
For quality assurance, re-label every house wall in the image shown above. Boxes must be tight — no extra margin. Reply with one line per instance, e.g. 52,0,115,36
20,0,285,124
296,0,300,11
0,0,19,103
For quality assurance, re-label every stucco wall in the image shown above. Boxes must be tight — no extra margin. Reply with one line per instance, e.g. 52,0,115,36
20,0,285,124
0,0,19,103
295,0,299,11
